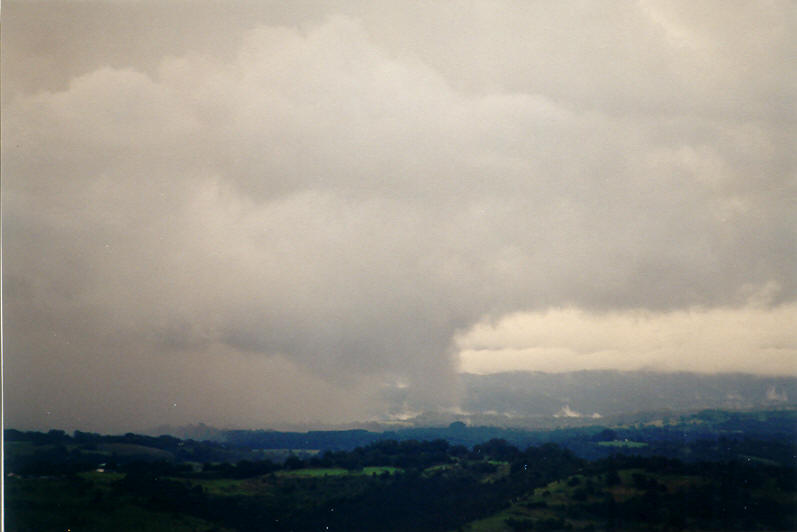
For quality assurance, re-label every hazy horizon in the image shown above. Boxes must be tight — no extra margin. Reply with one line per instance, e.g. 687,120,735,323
3,1,795,434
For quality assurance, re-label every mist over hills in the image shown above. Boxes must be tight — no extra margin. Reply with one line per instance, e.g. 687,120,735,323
152,371,796,438
459,370,795,419
384,370,796,430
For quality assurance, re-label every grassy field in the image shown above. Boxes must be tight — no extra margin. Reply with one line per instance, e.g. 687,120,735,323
483,461,512,484
462,469,667,531
460,508,517,532
424,463,454,473
278,467,350,477
596,440,648,448
277,465,402,478
185,476,261,496
363,465,402,475
460,463,797,532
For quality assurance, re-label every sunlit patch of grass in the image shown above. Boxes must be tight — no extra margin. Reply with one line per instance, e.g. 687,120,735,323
362,466,402,475
424,464,454,473
481,462,511,484
460,507,515,532
278,467,350,478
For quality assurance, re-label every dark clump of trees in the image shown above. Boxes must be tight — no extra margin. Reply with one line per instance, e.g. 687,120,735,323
506,516,571,531
317,438,455,470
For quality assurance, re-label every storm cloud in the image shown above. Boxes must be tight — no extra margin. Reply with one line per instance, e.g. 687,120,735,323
3,1,795,432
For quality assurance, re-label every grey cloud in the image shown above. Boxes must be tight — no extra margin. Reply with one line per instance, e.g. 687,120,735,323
3,2,795,432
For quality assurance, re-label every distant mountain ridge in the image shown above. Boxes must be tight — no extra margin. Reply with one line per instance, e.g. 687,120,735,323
141,409,796,463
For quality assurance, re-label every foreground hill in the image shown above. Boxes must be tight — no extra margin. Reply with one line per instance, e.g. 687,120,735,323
5,410,796,531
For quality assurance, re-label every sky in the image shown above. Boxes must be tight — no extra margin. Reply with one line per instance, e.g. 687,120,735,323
2,0,795,433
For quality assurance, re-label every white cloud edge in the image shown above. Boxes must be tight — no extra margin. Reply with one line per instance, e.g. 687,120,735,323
457,299,797,376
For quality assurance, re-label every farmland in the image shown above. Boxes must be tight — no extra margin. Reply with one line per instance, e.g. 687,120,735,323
5,410,797,531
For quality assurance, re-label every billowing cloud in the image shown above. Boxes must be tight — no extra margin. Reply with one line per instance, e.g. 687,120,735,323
3,2,795,432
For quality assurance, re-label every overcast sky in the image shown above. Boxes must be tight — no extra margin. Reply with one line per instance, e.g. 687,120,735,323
3,1,795,433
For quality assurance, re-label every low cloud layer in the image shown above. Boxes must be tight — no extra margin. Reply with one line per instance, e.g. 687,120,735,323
3,2,795,432
458,300,797,375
